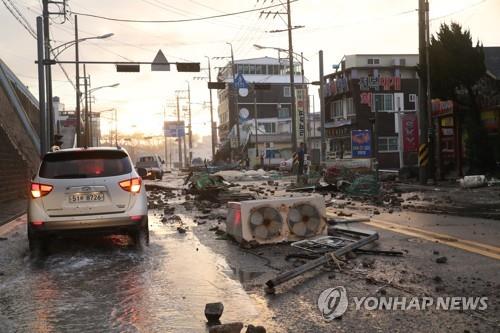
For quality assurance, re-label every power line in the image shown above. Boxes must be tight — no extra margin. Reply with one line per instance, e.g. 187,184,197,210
68,0,299,23
1,0,36,38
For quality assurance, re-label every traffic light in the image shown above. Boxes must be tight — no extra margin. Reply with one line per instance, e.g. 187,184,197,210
54,134,63,147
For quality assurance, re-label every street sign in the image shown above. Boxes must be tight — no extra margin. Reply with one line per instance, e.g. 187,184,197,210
208,82,226,89
351,130,372,158
164,121,185,137
239,108,249,120
151,49,170,71
295,88,306,143
176,63,200,72
116,64,140,72
234,73,248,89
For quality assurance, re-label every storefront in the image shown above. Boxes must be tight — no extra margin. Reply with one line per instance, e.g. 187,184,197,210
431,99,463,177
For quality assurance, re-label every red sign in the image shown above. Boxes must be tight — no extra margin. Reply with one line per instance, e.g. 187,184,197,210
402,113,419,152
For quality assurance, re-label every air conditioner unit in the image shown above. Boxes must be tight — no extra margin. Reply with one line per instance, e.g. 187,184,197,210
226,195,327,245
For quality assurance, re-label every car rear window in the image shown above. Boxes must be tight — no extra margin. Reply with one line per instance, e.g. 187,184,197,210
39,150,132,179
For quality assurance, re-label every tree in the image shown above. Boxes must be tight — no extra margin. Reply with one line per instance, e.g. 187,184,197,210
428,22,494,173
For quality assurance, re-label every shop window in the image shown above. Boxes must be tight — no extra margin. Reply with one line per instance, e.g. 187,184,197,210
373,94,394,112
378,136,399,152
283,86,291,97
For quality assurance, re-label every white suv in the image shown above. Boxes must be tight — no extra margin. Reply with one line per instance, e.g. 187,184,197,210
28,147,149,253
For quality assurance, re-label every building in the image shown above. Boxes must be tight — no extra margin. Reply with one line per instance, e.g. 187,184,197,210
324,54,420,169
216,56,307,162
52,96,76,148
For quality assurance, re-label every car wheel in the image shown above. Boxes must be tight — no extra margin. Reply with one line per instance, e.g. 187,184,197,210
28,230,46,257
132,222,150,248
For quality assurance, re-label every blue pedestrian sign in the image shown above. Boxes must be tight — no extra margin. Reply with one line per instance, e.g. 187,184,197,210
234,73,248,89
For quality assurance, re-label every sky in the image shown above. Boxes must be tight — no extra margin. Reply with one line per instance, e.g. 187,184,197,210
1,0,499,138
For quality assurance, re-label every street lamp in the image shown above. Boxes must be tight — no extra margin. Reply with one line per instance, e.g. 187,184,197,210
85,83,120,146
52,33,114,58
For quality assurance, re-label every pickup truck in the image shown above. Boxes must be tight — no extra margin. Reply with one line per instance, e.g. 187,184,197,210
135,154,165,180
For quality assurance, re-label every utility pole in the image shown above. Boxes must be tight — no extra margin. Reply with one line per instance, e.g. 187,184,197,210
163,106,168,165
74,15,81,147
286,0,298,152
425,0,436,181
319,50,326,162
176,95,182,168
36,16,47,155
206,56,215,160
418,0,430,184
42,0,53,146
228,43,241,158
83,65,89,146
187,81,192,166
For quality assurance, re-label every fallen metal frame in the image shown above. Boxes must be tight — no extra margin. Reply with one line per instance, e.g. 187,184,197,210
265,225,379,292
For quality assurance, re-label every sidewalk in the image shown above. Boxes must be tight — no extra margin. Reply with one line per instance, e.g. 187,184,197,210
0,199,26,227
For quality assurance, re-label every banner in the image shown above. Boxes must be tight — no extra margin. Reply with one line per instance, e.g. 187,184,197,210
402,113,419,152
351,130,372,158
295,88,306,144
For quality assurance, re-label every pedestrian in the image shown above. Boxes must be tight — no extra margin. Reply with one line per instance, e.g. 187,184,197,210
260,154,264,170
297,142,305,176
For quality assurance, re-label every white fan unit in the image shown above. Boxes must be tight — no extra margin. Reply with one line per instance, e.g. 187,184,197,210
226,195,326,245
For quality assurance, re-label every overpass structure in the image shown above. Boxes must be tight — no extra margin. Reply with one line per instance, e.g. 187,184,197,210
0,59,41,204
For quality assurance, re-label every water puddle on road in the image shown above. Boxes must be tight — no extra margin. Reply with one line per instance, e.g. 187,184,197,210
0,211,270,332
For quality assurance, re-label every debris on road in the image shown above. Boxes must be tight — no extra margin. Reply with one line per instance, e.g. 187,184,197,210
246,324,267,333
208,322,244,333
177,226,187,234
436,256,448,264
265,225,379,293
185,172,255,203
205,302,224,323
459,175,487,188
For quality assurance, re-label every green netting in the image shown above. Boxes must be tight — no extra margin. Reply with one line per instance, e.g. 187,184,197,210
346,174,380,196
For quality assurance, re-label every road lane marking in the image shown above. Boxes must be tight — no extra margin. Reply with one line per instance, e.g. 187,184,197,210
327,213,500,260
0,215,26,237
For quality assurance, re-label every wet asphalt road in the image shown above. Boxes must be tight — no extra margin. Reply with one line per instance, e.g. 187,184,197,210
0,210,264,333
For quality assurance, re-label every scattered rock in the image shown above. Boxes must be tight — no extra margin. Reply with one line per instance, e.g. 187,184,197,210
0,237,7,241
433,250,440,255
177,226,187,234
435,285,445,292
433,276,443,283
205,302,224,323
373,209,380,215
209,322,244,333
365,276,377,285
362,257,375,269
197,221,207,225
246,324,267,333
436,256,448,264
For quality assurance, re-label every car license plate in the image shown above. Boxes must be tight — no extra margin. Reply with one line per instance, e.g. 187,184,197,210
69,192,104,203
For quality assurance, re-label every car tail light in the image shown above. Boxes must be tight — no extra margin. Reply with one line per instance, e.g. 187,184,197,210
31,220,44,227
119,177,142,193
30,182,53,198
130,215,143,222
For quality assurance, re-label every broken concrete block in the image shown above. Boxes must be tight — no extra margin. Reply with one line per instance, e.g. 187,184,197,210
205,302,224,323
436,256,448,264
209,322,243,333
246,324,266,333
